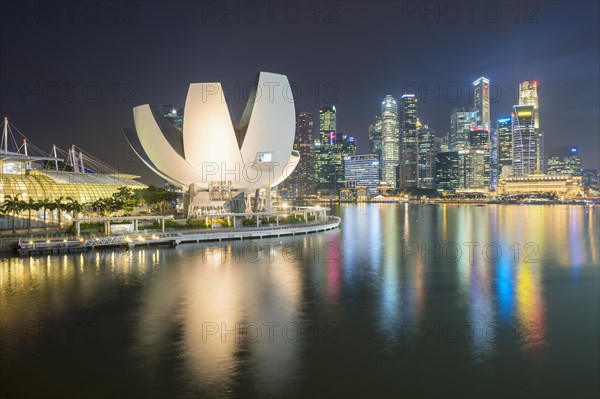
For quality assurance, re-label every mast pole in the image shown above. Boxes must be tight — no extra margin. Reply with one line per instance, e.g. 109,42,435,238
2,117,8,154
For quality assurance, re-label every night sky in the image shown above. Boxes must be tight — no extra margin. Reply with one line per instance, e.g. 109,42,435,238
2,0,599,185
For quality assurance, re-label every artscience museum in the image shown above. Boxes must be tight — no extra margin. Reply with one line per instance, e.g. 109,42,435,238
124,72,300,215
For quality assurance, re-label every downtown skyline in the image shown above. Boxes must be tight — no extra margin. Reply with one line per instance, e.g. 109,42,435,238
1,1,598,185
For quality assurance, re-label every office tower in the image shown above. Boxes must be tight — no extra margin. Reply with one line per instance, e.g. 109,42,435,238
436,151,459,192
582,169,599,190
284,111,315,198
547,146,583,176
344,154,380,195
511,105,537,177
399,94,418,189
458,149,488,189
473,77,491,128
318,105,336,144
315,105,337,192
368,115,383,159
417,123,436,189
466,127,491,189
449,107,477,150
519,81,544,173
163,105,183,131
489,128,499,189
380,95,399,186
497,116,512,177
330,134,357,191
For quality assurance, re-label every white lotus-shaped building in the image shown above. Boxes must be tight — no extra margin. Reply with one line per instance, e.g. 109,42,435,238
124,72,299,213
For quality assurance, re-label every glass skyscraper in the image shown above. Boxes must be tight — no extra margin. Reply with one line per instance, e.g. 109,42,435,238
344,154,380,194
380,95,399,186
399,94,418,189
518,81,544,173
497,116,512,177
473,77,491,128
511,105,538,177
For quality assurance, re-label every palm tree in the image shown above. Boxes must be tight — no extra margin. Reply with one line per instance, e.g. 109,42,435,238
1,194,24,234
65,197,83,226
24,197,40,232
53,196,65,228
37,198,52,231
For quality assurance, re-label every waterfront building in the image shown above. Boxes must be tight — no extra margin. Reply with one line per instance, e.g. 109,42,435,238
511,105,537,177
547,146,582,176
380,95,399,186
399,94,418,189
417,123,436,189
343,153,380,195
497,174,583,197
125,71,299,215
582,169,599,191
435,151,459,192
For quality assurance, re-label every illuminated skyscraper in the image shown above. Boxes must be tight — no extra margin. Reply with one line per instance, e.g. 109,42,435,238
315,105,337,192
436,151,459,192
380,95,399,186
473,77,491,128
547,146,582,176
449,107,476,150
511,105,537,177
284,111,315,198
417,123,436,189
497,116,512,177
518,81,544,173
399,94,418,189
368,116,383,158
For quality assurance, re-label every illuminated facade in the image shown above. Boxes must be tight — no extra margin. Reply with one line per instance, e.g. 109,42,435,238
511,105,537,177
547,146,582,176
284,111,315,198
124,71,299,213
497,174,583,196
436,151,459,192
368,115,383,162
343,153,380,195
315,105,337,192
399,94,418,189
518,81,544,173
450,107,476,151
473,77,491,128
497,116,512,177
417,123,436,189
381,95,399,186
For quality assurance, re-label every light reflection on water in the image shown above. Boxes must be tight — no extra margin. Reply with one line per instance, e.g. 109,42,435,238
1,204,598,398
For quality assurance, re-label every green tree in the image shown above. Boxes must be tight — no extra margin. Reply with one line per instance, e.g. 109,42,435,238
37,198,53,231
65,197,83,225
24,197,40,232
53,196,66,228
1,194,25,234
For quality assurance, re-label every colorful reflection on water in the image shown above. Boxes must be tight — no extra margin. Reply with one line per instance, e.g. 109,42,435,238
1,204,598,398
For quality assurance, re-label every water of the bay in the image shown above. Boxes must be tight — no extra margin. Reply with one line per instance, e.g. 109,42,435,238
1,204,598,398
